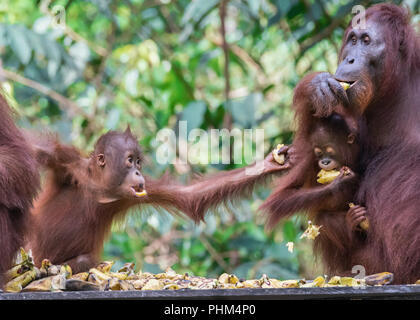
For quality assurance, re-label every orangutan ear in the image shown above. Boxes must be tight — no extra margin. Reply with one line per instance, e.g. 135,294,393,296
97,154,106,167
347,133,356,144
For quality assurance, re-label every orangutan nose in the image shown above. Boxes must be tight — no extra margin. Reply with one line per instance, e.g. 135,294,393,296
321,159,331,166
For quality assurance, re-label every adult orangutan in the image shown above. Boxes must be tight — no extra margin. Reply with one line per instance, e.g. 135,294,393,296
270,3,420,284
0,94,40,286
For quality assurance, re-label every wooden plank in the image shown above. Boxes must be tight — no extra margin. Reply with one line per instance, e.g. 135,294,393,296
1,285,420,300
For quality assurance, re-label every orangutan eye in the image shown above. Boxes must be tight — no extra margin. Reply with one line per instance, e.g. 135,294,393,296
351,35,357,45
127,156,134,166
314,147,323,157
136,158,141,166
363,35,371,45
326,147,336,156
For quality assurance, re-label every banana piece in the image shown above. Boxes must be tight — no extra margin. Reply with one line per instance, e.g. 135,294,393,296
339,81,351,90
272,144,286,165
286,242,294,253
22,274,66,292
141,279,164,290
300,220,322,240
4,269,37,292
65,279,101,291
6,262,32,280
106,278,134,291
135,190,147,197
349,203,369,231
89,268,112,282
96,261,114,273
317,169,340,184
71,272,89,281
277,280,300,288
364,272,394,286
118,262,135,274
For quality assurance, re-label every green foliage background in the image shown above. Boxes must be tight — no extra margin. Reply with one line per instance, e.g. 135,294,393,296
0,0,418,279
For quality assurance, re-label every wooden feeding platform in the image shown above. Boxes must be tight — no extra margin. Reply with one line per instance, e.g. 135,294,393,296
1,285,420,300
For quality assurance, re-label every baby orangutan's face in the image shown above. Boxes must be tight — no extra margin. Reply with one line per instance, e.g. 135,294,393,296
313,145,341,171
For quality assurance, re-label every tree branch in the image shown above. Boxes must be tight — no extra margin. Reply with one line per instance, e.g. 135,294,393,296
0,67,88,118
220,0,232,130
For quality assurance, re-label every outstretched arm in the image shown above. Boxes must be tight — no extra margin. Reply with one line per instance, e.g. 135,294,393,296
125,174,199,222
177,151,293,222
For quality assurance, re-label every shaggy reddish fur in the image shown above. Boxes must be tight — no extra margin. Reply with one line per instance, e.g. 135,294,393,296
0,94,40,286
27,131,198,273
265,4,420,284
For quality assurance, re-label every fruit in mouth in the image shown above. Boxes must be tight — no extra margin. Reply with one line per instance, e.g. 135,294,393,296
338,81,355,90
131,186,147,197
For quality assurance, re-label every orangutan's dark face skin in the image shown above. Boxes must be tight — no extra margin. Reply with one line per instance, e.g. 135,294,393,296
335,21,386,93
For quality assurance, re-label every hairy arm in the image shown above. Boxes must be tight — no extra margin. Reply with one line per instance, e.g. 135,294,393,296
124,174,199,222
25,131,87,185
263,168,358,229
177,152,292,221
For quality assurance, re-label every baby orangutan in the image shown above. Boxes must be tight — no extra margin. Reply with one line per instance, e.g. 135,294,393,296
27,128,197,273
261,114,368,274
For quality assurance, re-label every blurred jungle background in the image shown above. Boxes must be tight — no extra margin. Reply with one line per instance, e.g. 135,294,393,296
0,0,418,279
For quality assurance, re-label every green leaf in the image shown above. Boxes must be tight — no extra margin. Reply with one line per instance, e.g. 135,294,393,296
105,108,121,130
181,0,219,25
283,220,297,242
0,24,8,46
227,93,261,128
7,24,32,64
179,100,207,134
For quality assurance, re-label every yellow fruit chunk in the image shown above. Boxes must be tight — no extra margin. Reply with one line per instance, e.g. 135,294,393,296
317,169,340,184
142,279,164,290
96,261,114,273
339,81,351,90
300,220,322,240
135,190,147,197
359,219,369,230
4,270,37,292
272,144,286,165
286,242,294,253
364,272,394,286
348,203,369,231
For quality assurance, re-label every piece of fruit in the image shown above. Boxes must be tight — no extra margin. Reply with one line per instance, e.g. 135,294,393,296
88,268,112,282
300,220,322,240
272,144,286,165
96,261,114,273
4,269,37,292
65,279,101,291
142,279,164,290
71,272,89,281
348,203,369,231
286,242,294,253
135,190,147,197
339,81,351,90
317,169,340,184
364,272,394,286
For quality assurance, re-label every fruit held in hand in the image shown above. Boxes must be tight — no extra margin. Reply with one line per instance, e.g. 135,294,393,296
317,169,340,184
272,144,286,165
